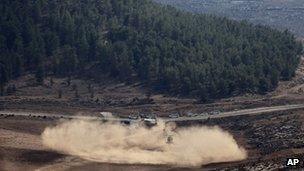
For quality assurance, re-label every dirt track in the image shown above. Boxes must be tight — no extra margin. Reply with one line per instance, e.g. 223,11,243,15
1,108,304,171
0,116,205,171
0,117,61,171
1,104,304,123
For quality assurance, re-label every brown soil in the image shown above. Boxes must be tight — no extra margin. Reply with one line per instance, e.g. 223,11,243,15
1,108,304,170
1,59,304,170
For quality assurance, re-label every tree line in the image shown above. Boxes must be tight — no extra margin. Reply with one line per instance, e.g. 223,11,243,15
0,0,302,100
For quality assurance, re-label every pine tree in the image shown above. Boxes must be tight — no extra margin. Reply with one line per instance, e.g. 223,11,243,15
35,65,44,85
0,0,302,100
50,77,54,86
58,88,62,98
0,63,8,96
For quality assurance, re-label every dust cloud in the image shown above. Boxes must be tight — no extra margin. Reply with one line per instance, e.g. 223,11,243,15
41,120,247,167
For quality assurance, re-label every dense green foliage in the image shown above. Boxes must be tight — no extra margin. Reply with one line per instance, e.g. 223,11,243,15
0,0,302,100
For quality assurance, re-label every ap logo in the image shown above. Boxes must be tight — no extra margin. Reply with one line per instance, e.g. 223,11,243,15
286,158,300,166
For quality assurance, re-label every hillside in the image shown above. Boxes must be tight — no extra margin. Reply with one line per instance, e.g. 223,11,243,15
0,0,302,101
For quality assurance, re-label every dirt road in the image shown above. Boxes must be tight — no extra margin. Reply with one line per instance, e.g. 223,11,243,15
1,104,304,123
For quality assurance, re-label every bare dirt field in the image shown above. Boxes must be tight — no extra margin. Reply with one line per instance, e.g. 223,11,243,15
1,108,304,170
1,60,304,170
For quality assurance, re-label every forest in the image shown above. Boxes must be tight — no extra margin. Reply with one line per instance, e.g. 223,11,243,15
0,0,302,100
